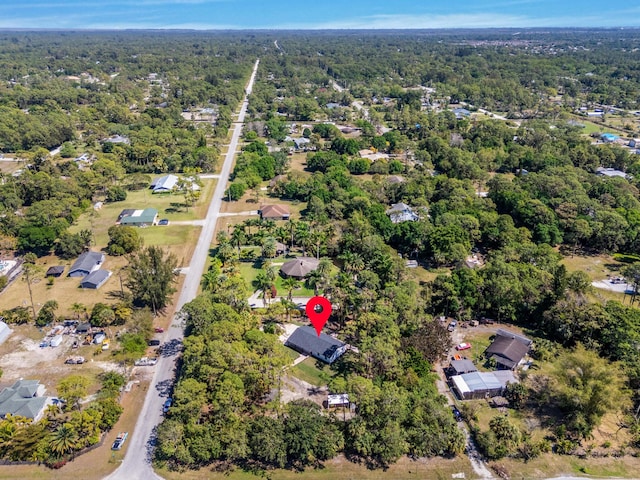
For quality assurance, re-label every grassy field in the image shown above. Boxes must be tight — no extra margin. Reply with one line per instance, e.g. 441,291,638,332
0,158,24,174
561,253,624,280
239,258,315,297
290,356,333,386
561,253,630,303
1,254,129,316
69,178,214,248
496,452,640,479
456,329,494,368
156,454,475,480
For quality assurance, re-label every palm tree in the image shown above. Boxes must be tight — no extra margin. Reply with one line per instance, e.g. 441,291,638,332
49,425,79,457
262,260,277,282
295,221,310,255
254,271,273,306
230,225,247,253
201,270,219,292
280,298,297,322
262,236,277,259
282,277,300,301
70,303,86,320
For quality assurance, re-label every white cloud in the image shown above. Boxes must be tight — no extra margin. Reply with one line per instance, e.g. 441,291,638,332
271,12,640,29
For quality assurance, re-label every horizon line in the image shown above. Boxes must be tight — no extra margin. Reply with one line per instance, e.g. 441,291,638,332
1,26,640,32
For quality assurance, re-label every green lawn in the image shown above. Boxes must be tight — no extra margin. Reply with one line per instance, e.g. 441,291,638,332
156,454,475,480
290,356,333,386
239,257,315,297
70,178,214,248
459,331,494,368
284,346,301,362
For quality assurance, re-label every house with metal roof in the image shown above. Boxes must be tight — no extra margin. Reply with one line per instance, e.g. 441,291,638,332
451,371,518,400
601,133,619,143
103,135,130,145
596,167,630,179
150,174,201,194
285,326,347,364
119,208,158,226
385,202,419,223
80,270,112,289
0,380,50,422
151,174,179,193
68,251,105,278
453,107,471,119
0,321,11,345
485,330,532,370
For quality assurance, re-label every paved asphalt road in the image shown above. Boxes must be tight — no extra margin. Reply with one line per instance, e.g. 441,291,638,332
104,58,259,480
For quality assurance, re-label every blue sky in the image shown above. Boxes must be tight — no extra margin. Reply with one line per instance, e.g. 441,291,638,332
0,0,639,30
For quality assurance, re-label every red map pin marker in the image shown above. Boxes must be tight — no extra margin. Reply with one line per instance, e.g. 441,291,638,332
306,296,332,337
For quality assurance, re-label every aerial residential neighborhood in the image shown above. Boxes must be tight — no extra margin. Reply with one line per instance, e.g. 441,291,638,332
1,23,640,480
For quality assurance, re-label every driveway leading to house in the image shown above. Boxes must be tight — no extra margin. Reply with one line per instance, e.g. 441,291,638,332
104,58,260,480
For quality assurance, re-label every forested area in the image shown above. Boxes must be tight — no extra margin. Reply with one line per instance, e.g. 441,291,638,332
2,29,640,473
155,29,640,472
0,32,254,258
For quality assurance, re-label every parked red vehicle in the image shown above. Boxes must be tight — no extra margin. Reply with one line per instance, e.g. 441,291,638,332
456,342,472,351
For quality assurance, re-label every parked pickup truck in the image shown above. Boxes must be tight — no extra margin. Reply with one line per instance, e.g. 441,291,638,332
111,432,128,450
64,356,85,364
134,357,158,366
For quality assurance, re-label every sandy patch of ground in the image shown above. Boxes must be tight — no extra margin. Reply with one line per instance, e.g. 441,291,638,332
279,374,327,406
0,328,121,394
592,279,632,293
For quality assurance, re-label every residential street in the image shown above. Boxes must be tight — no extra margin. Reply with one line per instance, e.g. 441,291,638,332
104,58,259,480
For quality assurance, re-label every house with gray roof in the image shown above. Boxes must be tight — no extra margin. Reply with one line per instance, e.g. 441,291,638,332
485,330,532,370
386,202,419,223
68,251,105,278
0,380,50,422
80,270,112,289
285,326,347,364
449,359,478,376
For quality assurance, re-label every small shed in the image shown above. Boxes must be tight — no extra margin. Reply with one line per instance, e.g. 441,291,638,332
449,359,478,376
275,242,287,256
328,393,350,408
0,322,12,344
45,266,65,278
75,322,91,334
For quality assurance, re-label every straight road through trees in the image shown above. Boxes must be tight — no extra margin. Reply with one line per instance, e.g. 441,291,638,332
104,58,259,480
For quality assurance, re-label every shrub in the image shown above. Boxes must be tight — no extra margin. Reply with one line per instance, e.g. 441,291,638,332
106,186,127,202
